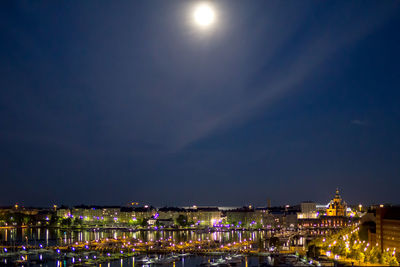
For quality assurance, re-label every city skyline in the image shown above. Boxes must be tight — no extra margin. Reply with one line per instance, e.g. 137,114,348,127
1,1,400,206
0,188,393,208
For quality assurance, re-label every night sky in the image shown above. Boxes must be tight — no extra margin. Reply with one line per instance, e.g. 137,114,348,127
1,1,400,207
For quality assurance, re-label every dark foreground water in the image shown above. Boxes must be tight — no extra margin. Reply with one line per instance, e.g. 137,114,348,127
0,228,307,266
3,255,270,267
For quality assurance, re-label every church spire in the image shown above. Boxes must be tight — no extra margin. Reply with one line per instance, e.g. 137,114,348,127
327,188,346,216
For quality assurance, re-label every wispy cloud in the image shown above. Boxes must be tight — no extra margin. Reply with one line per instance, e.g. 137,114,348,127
172,2,397,150
2,2,397,155
351,120,369,126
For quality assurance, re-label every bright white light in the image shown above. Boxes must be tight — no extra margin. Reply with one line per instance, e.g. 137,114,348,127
193,3,215,27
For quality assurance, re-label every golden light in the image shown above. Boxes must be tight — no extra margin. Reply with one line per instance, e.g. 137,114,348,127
193,3,216,27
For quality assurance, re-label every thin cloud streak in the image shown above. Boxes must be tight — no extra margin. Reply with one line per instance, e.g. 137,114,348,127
173,2,397,150
351,120,369,126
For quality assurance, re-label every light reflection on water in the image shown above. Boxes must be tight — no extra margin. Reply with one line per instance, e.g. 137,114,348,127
0,227,276,247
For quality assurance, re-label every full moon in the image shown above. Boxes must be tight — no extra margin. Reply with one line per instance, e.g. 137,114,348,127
193,3,216,27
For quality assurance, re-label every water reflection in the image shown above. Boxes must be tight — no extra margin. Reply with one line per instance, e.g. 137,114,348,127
0,227,275,248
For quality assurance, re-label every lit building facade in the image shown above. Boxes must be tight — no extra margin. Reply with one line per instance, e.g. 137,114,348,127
298,216,355,229
157,207,223,226
298,202,318,219
326,189,347,216
187,207,222,226
57,206,155,225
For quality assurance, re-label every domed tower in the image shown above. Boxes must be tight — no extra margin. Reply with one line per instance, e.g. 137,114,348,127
326,188,347,216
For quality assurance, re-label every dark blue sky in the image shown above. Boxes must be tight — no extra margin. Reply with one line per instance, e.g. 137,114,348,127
1,1,400,207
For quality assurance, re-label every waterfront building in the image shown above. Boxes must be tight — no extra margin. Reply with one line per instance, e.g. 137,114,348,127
120,207,155,223
187,207,222,226
0,206,52,226
224,207,259,227
56,208,70,218
158,207,186,218
72,206,108,223
157,207,222,226
223,207,295,228
57,206,155,225
0,205,40,216
221,206,299,229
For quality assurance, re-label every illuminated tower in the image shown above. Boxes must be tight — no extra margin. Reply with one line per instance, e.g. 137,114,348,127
326,188,347,216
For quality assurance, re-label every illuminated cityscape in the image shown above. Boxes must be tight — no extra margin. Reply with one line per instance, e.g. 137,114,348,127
1,0,400,266
1,189,400,266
